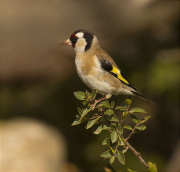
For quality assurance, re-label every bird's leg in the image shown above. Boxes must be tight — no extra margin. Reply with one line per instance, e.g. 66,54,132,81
91,94,112,111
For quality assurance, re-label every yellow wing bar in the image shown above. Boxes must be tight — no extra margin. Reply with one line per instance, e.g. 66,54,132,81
111,66,129,85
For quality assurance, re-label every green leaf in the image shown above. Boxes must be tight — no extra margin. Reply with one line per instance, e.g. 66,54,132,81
130,114,139,123
80,107,91,121
86,117,100,129
77,108,82,115
91,89,97,99
136,125,146,131
127,168,137,172
99,116,106,123
144,116,151,120
124,125,133,130
120,107,126,112
111,101,115,108
86,96,91,102
93,125,103,134
76,114,80,118
102,138,111,147
117,138,120,146
110,114,119,122
110,124,116,130
118,124,123,134
105,109,114,116
115,106,121,110
117,151,125,165
125,99,132,105
119,101,128,112
111,131,118,143
140,116,151,124
71,117,83,126
130,107,146,114
119,137,125,146
74,91,86,100
110,155,115,164
147,162,157,172
122,112,129,120
110,147,115,155
115,105,127,112
85,90,91,96
102,100,110,108
106,114,119,122
100,150,112,158
82,101,88,106
103,125,111,130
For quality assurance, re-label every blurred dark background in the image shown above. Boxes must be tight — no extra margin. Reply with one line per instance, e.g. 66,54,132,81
1,0,179,172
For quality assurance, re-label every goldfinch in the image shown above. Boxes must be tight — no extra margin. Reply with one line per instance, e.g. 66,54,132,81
60,29,154,104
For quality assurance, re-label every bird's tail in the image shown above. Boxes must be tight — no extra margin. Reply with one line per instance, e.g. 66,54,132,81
131,91,156,105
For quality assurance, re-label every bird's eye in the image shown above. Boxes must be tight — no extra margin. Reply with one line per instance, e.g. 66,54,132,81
70,36,78,47
73,37,78,42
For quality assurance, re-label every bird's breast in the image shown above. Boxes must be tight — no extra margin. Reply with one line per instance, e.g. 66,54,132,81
75,54,100,77
75,54,104,90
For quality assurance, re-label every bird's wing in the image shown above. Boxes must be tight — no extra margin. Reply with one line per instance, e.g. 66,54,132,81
97,57,138,92
96,54,155,104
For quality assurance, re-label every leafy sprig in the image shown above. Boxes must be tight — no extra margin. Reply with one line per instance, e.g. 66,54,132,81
72,89,157,172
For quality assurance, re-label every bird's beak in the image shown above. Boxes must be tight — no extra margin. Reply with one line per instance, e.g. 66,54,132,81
60,39,72,46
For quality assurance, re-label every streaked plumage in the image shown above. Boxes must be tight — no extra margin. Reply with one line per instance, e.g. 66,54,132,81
60,29,155,104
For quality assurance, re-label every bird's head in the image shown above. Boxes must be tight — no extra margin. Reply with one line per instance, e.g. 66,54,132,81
60,29,98,54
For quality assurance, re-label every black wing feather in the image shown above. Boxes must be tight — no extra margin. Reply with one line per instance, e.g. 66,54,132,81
99,59,138,91
99,59,155,105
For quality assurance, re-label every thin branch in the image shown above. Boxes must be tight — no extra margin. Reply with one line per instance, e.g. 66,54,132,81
119,118,123,125
125,123,139,141
91,97,107,110
121,135,149,169
90,113,103,120
109,129,113,133
126,104,130,112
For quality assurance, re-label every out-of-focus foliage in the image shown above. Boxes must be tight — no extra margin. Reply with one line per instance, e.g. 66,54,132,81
1,0,179,171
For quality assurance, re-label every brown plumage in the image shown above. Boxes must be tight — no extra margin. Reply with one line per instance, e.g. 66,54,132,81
60,29,155,105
